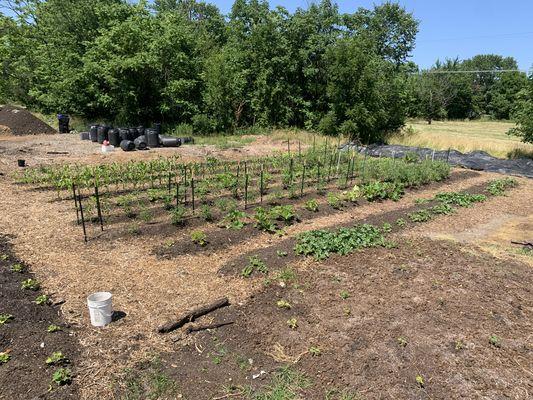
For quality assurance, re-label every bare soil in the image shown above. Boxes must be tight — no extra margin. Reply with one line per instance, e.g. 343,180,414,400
0,235,79,400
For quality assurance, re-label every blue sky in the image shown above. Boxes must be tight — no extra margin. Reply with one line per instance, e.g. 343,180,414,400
212,0,533,71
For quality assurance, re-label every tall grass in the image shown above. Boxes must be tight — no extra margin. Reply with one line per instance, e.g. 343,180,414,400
388,119,533,159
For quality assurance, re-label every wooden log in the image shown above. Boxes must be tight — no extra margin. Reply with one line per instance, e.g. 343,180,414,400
185,320,235,334
158,297,230,333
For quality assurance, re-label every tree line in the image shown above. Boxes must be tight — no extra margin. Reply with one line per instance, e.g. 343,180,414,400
0,0,532,143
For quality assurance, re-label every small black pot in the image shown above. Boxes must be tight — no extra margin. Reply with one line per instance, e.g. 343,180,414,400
17,159,26,167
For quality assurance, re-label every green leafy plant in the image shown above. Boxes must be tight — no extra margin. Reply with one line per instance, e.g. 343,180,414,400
415,374,425,388
276,300,292,309
486,178,517,196
35,294,49,305
276,250,288,257
343,185,361,202
242,255,268,277
200,204,214,222
47,324,62,333
0,352,10,364
287,317,298,329
21,279,40,291
408,210,432,222
254,207,277,233
10,263,24,273
435,192,486,207
270,205,298,223
362,181,404,202
170,206,186,226
339,290,350,300
46,351,67,365
381,222,392,233
309,347,321,356
276,266,296,283
51,368,72,386
397,337,408,347
489,334,501,348
304,199,319,212
223,209,246,230
327,192,342,209
191,230,208,247
396,218,406,227
0,314,14,325
430,203,455,215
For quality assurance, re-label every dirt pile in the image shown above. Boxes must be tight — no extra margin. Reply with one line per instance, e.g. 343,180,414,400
0,105,56,135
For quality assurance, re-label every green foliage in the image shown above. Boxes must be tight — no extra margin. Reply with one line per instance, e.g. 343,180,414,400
242,256,267,278
223,209,246,230
46,351,67,365
0,314,14,325
326,193,342,209
170,206,186,226
435,192,486,207
10,263,24,273
486,178,518,196
362,181,404,202
51,368,72,386
253,367,309,400
0,352,10,364
47,324,62,333
254,207,277,233
304,199,319,212
190,230,208,246
408,210,432,222
295,224,386,260
21,279,40,291
430,203,455,215
35,294,50,305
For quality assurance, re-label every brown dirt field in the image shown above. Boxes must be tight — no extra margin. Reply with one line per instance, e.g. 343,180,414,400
0,134,531,399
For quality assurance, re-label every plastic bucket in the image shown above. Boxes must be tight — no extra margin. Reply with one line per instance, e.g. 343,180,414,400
87,292,113,327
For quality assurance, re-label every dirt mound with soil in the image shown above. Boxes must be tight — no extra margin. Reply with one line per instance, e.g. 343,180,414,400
0,105,56,136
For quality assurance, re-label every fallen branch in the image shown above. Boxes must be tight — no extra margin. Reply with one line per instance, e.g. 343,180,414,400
511,240,533,247
185,320,235,334
157,297,229,334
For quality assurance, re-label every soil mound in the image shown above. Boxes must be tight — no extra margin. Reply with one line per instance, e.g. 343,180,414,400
0,105,56,135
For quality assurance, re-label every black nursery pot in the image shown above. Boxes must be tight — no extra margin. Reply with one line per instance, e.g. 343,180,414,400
17,159,26,167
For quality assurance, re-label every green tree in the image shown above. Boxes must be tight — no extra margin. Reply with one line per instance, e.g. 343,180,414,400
509,74,533,143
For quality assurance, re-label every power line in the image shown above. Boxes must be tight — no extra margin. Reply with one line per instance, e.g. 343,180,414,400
412,69,528,75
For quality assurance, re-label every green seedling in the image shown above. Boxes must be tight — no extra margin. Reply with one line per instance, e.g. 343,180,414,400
21,278,40,291
51,368,72,386
455,340,465,351
46,351,67,365
287,318,298,329
277,250,288,257
47,324,62,333
0,254,8,261
430,203,455,215
242,255,268,278
414,198,430,204
171,206,186,226
0,352,10,363
489,334,501,348
397,337,408,347
396,218,406,227
11,263,24,273
327,192,342,209
276,300,292,309
35,294,49,305
381,222,392,233
0,314,13,325
276,266,296,283
416,375,425,388
191,230,208,246
340,290,350,300
309,347,321,356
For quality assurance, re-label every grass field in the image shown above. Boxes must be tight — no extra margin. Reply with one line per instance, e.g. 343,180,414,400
389,119,533,159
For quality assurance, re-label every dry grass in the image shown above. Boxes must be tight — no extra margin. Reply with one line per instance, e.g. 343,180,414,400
388,119,533,159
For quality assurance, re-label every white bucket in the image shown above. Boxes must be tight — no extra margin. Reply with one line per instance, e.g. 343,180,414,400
87,292,113,327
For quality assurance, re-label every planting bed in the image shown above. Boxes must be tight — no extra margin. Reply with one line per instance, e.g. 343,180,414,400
0,235,79,399
0,132,531,400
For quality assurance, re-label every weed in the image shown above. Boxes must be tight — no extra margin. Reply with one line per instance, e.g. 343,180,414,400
47,324,62,333
0,314,13,325
287,317,298,329
396,218,406,227
51,368,72,386
397,337,408,347
309,347,321,357
191,230,208,247
170,206,186,226
304,199,319,212
486,178,517,196
415,374,425,388
489,334,501,348
11,263,24,273
276,300,292,309
35,294,49,305
21,278,40,291
223,209,246,230
46,351,67,365
277,250,288,257
408,210,432,222
276,266,296,283
340,290,350,300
